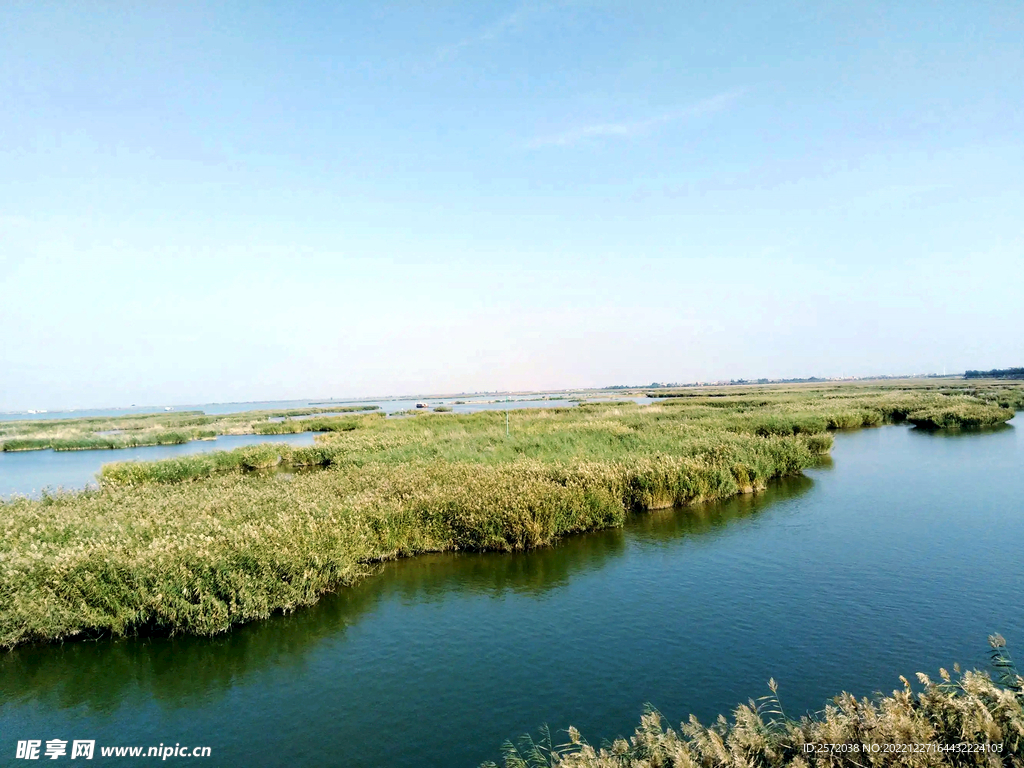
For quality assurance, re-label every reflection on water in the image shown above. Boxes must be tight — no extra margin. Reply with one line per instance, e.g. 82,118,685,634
0,476,813,715
1,419,1021,768
908,422,1015,439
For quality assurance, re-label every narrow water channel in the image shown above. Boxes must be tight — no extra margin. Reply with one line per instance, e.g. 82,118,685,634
0,419,1020,767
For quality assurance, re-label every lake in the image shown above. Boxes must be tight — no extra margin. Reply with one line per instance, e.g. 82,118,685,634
0,418,1020,766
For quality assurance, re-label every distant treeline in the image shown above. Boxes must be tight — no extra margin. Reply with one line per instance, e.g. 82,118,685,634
965,367,1024,379
612,374,955,390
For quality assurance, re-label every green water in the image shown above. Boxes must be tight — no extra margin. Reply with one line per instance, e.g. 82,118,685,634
1,419,1021,766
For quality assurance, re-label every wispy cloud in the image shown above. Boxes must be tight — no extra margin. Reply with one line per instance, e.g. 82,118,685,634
526,90,744,149
436,3,545,62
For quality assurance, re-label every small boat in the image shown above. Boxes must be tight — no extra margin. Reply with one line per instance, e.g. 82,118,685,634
415,402,429,409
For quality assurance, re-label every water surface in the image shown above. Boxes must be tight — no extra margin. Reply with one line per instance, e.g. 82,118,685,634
1,419,1020,767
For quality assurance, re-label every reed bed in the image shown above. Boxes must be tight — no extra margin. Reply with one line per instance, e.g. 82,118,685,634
907,400,1016,429
0,430,213,452
484,637,1024,767
1,382,1021,649
0,405,379,452
252,412,384,435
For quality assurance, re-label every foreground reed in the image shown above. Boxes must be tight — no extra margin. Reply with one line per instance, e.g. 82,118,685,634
484,636,1024,766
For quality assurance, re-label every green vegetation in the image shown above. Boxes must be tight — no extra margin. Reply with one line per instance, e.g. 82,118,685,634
0,380,1021,649
252,412,385,434
965,367,1024,379
0,430,212,452
907,400,1015,429
0,405,379,452
433,405,453,412
0,438,54,452
97,443,294,486
484,637,1024,767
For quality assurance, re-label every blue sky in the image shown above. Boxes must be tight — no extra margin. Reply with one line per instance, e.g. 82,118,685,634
2,2,1022,410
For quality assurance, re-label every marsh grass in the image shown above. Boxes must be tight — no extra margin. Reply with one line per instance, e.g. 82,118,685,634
0,438,53,452
50,430,201,451
1,381,1022,649
0,405,380,452
484,640,1024,766
1,430,213,452
252,412,384,435
907,400,1016,429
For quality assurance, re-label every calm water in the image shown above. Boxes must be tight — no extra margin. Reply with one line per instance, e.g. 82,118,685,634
0,433,319,499
1,419,1021,767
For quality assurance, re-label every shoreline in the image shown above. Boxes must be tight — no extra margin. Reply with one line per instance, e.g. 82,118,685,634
1,381,1022,651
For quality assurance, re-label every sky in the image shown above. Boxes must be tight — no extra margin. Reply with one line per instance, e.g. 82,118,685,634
2,1,1022,411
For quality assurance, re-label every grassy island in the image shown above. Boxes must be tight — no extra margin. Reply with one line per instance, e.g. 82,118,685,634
1,380,1022,650
0,405,380,452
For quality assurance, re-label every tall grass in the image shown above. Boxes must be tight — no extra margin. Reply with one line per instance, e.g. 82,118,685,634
0,438,53,452
484,638,1024,766
0,405,380,452
251,412,384,435
1,382,1021,649
98,443,287,486
1,430,212,452
50,430,205,451
907,400,1015,429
